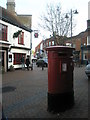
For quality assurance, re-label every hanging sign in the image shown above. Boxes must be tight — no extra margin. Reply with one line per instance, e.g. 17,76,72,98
34,30,38,38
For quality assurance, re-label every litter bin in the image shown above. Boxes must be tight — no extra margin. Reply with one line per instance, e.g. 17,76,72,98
46,46,75,112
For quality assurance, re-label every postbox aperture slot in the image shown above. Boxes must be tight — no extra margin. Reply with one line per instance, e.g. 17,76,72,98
58,52,67,56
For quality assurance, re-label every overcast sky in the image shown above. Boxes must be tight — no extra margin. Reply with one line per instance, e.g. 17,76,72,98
0,0,89,51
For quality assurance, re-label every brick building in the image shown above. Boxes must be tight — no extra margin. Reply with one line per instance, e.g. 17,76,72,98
35,30,88,63
66,30,88,63
35,1,90,63
81,1,90,63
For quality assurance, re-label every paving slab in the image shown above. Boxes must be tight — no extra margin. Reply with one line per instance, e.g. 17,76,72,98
2,65,88,119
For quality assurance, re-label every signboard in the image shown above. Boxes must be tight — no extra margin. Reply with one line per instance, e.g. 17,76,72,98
62,63,67,72
34,30,38,38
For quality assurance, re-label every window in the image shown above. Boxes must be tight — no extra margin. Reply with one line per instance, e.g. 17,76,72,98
47,42,48,47
0,23,8,41
73,44,76,48
84,53,88,60
52,41,54,46
14,53,25,65
18,32,24,45
49,41,51,46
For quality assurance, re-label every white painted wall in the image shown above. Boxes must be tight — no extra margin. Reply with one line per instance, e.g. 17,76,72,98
0,19,31,69
0,20,30,49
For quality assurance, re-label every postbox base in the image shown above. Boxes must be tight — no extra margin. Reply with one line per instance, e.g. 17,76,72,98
47,91,74,113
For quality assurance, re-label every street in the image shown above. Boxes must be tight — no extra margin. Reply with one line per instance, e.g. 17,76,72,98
2,64,88,119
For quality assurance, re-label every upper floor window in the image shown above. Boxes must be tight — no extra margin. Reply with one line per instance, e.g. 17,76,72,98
0,23,8,41
52,41,54,46
18,32,24,45
46,42,48,47
49,41,51,46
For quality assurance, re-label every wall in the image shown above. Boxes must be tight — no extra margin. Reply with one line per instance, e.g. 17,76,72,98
0,19,31,69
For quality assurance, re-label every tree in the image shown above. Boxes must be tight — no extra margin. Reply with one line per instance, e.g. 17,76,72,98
39,2,75,45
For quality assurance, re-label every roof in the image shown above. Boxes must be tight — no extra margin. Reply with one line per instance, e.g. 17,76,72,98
0,6,32,32
67,30,87,40
17,14,32,17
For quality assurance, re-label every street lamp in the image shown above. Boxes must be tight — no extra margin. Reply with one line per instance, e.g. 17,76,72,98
65,9,78,47
30,29,33,63
29,29,38,63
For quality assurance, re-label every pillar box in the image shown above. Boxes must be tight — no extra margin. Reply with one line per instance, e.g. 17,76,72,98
46,46,75,112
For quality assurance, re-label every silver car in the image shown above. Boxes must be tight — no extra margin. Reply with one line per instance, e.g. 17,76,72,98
85,63,90,79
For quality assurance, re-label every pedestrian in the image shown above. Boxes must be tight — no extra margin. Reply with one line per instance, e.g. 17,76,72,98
26,56,30,70
42,60,44,70
86,60,88,65
21,55,25,70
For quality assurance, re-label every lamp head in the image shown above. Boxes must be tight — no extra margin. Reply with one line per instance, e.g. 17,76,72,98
74,10,78,14
65,14,69,19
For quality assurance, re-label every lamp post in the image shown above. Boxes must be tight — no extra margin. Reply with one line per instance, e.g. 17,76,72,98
29,29,38,63
30,29,33,64
65,9,78,47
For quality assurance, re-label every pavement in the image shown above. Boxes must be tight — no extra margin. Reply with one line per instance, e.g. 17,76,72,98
2,64,88,119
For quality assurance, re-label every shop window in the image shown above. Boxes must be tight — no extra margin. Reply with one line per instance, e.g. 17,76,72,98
14,53,25,65
0,23,8,41
18,32,24,45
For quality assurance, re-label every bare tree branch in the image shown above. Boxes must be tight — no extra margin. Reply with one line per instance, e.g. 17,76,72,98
39,2,76,45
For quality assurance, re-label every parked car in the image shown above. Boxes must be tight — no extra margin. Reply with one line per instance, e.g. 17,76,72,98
36,58,48,67
32,57,37,63
85,63,90,79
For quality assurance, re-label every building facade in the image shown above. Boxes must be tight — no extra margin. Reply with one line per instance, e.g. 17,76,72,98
81,1,90,63
87,1,90,60
6,0,32,29
66,31,88,63
35,30,88,63
0,6,31,72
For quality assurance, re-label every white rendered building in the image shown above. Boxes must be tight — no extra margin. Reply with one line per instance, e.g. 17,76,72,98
0,6,32,72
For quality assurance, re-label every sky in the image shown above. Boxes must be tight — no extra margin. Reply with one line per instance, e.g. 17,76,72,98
0,0,89,51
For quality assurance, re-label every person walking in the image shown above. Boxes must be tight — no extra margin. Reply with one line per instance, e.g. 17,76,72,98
42,60,44,70
21,55,25,70
26,56,30,71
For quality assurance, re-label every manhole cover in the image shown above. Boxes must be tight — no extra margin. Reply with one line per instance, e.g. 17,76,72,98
2,86,16,93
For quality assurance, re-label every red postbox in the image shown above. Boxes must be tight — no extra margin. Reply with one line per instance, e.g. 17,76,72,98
46,46,75,112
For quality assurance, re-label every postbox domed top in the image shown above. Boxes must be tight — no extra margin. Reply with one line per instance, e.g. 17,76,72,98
46,46,75,51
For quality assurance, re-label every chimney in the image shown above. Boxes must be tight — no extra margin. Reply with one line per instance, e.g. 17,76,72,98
6,0,16,14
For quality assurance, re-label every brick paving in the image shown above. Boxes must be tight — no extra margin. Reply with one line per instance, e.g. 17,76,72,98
2,65,88,119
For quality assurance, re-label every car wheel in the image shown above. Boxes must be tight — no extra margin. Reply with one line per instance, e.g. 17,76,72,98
88,76,90,80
